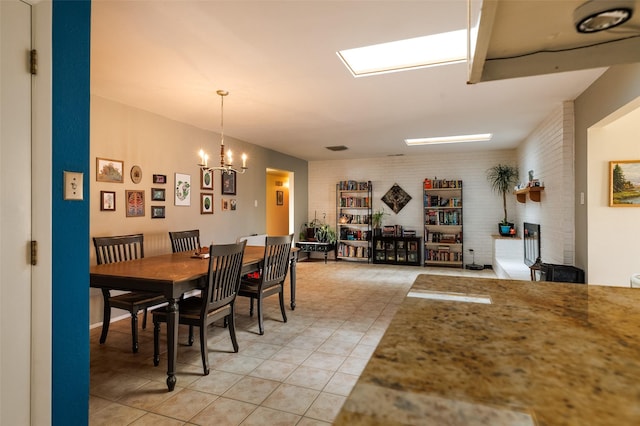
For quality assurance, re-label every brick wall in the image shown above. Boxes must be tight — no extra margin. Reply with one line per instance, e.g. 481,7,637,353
309,150,517,267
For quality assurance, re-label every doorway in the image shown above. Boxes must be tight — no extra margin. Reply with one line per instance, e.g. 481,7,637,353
266,168,293,236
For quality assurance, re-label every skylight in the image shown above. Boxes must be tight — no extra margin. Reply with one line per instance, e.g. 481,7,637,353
405,133,493,146
337,29,467,77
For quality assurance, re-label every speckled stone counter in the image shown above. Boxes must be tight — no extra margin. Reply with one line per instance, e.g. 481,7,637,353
334,275,640,425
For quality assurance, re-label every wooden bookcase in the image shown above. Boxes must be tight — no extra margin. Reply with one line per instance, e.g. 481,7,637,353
336,180,372,262
423,178,463,268
373,236,422,266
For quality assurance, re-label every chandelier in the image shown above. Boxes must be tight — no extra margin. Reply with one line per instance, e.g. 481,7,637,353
198,90,247,174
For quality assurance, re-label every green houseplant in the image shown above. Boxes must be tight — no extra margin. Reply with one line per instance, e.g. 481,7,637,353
486,164,519,236
371,209,388,236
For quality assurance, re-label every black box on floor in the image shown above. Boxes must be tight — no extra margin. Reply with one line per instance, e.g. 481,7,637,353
540,263,585,283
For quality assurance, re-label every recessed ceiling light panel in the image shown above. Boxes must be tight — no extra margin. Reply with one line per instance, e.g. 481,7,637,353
405,133,492,146
574,0,634,33
337,29,467,77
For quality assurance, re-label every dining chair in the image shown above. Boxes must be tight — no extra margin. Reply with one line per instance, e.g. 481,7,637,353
238,234,293,335
93,234,166,353
152,240,247,375
168,229,201,253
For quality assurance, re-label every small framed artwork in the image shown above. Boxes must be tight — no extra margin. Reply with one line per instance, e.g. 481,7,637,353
130,165,142,184
201,193,214,214
96,157,124,183
100,191,116,211
221,171,236,195
153,174,167,184
221,198,229,211
125,190,145,217
175,173,191,206
230,199,237,211
151,206,165,219
200,169,213,190
276,190,284,206
151,188,166,201
609,160,640,206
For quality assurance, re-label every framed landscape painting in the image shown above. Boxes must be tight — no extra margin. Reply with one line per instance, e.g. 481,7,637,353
609,160,640,206
96,157,124,183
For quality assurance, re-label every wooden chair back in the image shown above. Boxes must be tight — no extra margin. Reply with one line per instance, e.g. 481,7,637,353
169,229,201,253
260,234,293,288
203,240,247,314
93,234,144,265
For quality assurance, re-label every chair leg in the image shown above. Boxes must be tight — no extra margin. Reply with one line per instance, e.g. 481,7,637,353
130,311,140,353
279,288,288,323
199,325,209,376
153,320,160,366
142,307,148,329
188,325,194,346
99,289,111,344
228,306,239,353
249,297,254,316
257,295,264,335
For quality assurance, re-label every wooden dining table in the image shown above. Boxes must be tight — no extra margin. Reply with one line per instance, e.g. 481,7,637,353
89,245,298,391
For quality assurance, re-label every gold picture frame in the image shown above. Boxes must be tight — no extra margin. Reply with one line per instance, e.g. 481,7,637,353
609,160,640,206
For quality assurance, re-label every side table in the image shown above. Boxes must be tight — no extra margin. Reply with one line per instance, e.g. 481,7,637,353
295,241,336,264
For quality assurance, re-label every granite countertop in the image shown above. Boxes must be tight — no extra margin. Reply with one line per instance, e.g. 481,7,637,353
334,275,640,425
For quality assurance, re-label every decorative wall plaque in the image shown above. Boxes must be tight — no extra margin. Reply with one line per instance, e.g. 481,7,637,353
381,184,412,213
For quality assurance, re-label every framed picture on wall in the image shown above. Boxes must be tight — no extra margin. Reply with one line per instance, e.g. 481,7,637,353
96,157,124,183
221,171,236,195
125,190,145,217
201,169,213,190
151,188,165,201
151,206,165,219
276,190,283,205
609,160,640,206
221,198,229,211
153,174,167,184
174,173,191,206
201,193,213,214
100,191,116,211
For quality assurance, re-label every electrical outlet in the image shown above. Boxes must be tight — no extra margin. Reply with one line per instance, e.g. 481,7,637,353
64,171,84,200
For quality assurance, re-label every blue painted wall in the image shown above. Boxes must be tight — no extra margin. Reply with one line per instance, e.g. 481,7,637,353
52,1,91,424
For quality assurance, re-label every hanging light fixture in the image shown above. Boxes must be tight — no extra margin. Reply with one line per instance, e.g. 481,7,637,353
198,90,247,174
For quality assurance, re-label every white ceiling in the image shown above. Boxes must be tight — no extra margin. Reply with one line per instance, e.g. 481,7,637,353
91,1,639,162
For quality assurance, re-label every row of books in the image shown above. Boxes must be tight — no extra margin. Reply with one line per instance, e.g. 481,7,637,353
425,210,462,225
339,196,370,208
338,214,370,225
337,243,369,258
424,195,461,208
340,229,370,241
424,178,463,189
338,180,370,191
425,231,461,243
425,247,463,262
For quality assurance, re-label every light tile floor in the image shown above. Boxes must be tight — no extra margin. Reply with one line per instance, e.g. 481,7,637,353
90,261,496,425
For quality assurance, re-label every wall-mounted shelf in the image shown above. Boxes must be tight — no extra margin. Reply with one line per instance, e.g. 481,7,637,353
515,186,544,203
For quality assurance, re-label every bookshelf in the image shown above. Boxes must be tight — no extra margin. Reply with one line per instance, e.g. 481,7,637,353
373,236,422,266
336,180,372,262
423,178,463,268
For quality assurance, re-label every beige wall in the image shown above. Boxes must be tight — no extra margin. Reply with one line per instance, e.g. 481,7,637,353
587,98,640,286
575,63,640,279
89,95,308,325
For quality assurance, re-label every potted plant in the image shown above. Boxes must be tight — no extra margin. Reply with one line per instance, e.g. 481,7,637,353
314,223,336,244
486,164,519,236
371,209,387,237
